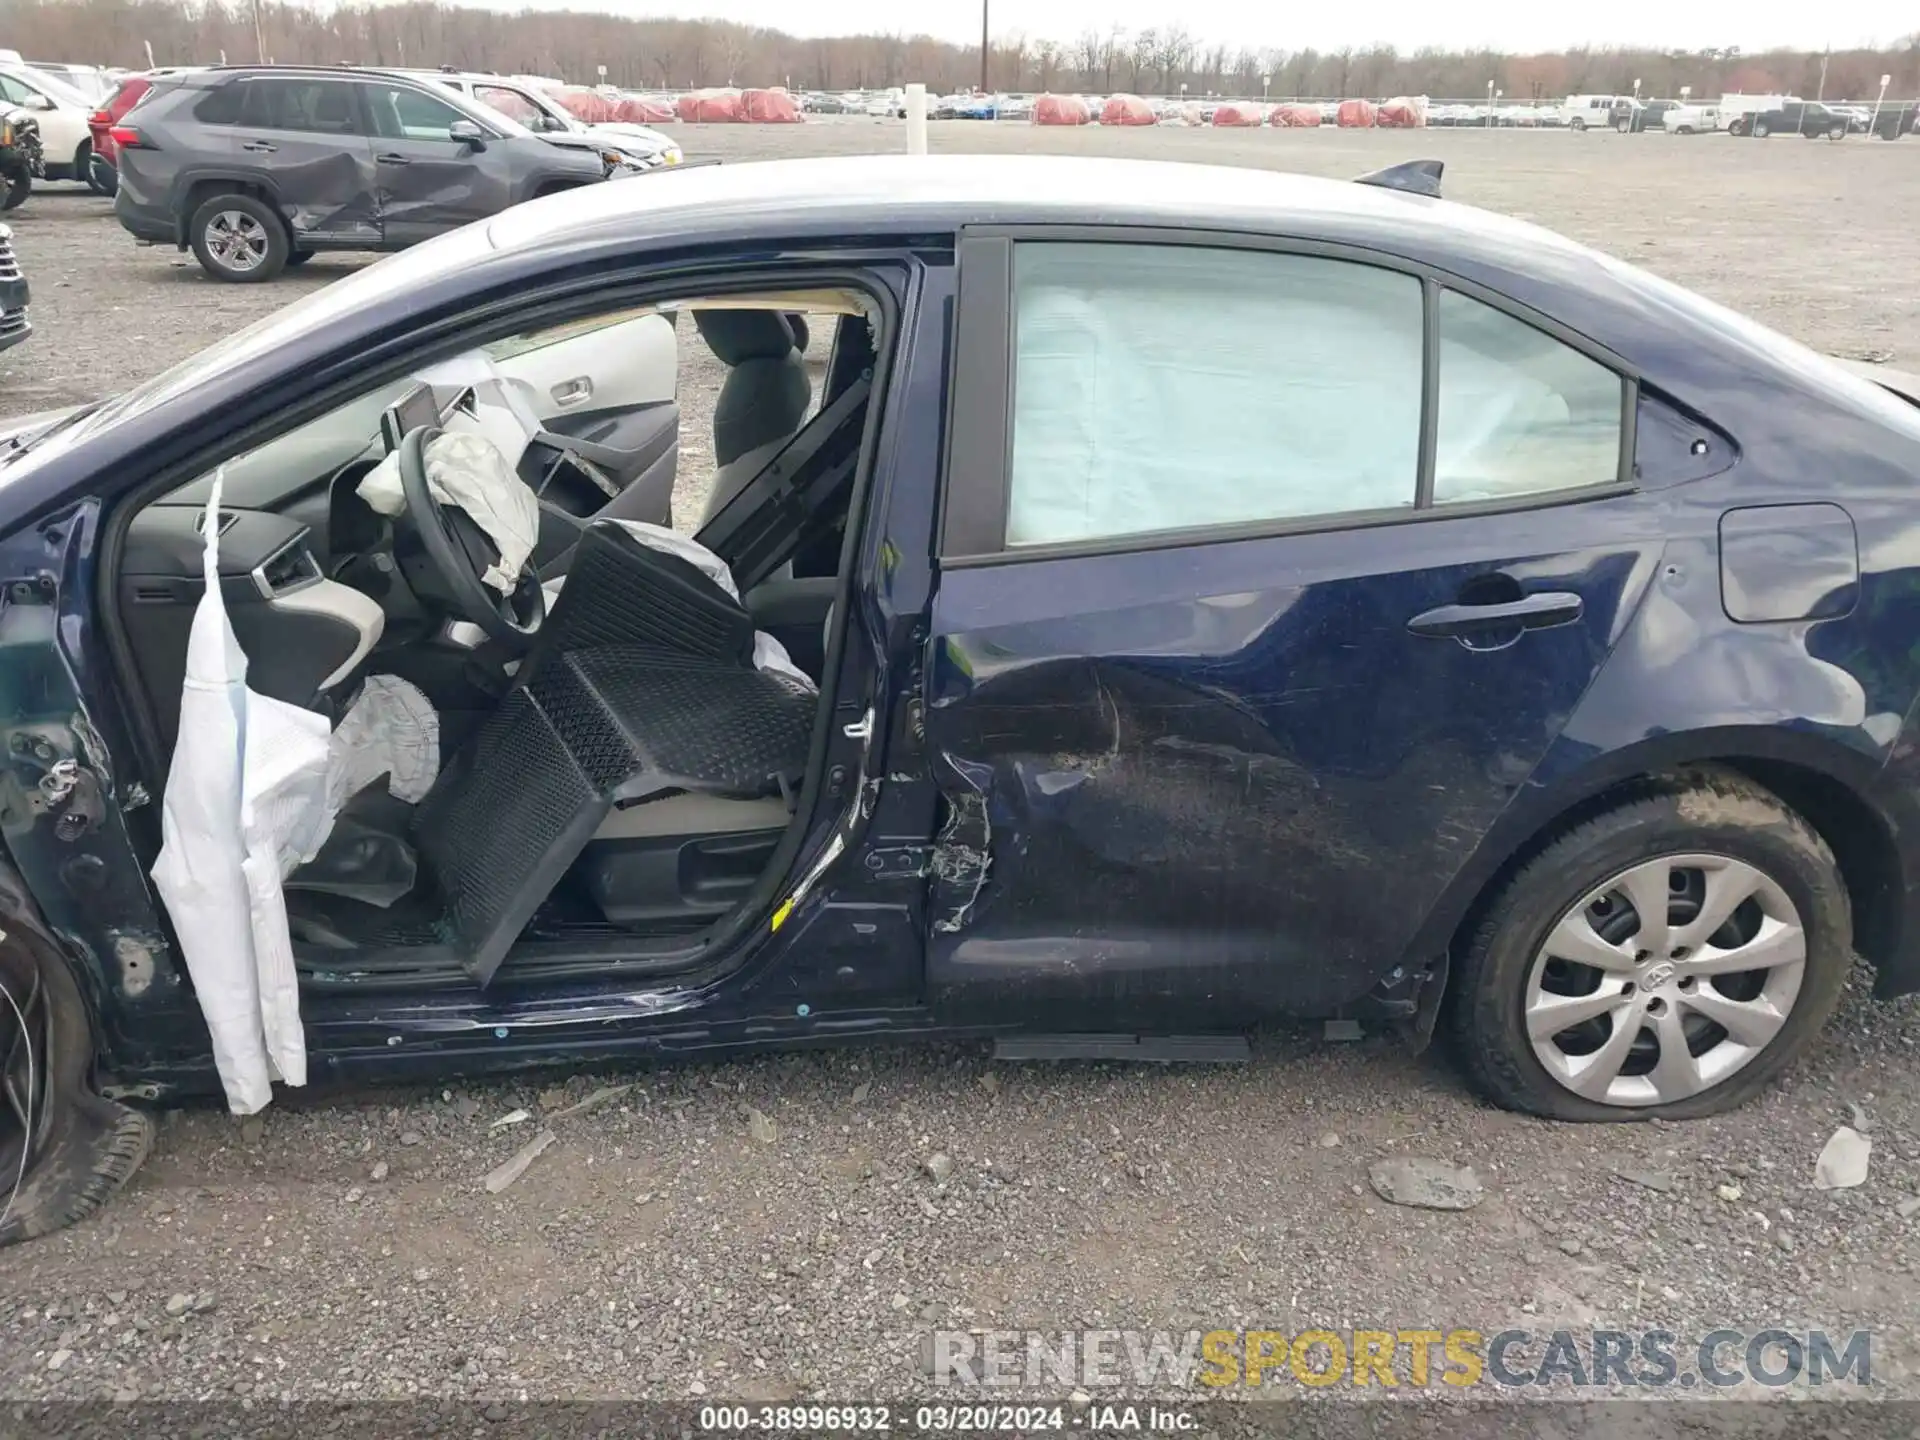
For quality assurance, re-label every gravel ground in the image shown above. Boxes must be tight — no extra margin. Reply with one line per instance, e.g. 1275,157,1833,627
3,124,1920,1422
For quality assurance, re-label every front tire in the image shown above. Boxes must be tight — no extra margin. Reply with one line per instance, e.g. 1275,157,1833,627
1,164,29,210
1446,770,1852,1122
1570,117,1586,131
1753,119,1772,138
285,248,315,267
188,193,287,282
0,929,152,1248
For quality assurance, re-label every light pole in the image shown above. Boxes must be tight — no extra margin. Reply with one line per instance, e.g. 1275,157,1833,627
1262,73,1270,103
1872,72,1891,136
979,0,989,94
1485,80,1495,128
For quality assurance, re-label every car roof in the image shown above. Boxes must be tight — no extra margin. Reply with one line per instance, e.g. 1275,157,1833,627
485,152,1583,260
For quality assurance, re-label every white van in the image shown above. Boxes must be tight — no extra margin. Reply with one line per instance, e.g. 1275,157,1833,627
1563,94,1625,130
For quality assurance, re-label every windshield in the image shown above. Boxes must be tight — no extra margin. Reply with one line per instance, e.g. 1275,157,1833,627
27,220,503,454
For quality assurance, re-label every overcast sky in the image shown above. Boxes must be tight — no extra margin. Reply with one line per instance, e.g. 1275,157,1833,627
501,1,1913,54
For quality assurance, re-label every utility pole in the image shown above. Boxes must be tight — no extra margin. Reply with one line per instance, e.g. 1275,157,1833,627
251,0,266,64
979,0,989,94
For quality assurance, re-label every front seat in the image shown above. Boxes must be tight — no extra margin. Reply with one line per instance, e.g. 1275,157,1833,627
410,520,817,984
693,310,811,525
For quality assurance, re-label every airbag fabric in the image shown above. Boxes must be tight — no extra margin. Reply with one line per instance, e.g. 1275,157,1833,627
358,430,540,594
150,475,321,1113
152,479,444,1113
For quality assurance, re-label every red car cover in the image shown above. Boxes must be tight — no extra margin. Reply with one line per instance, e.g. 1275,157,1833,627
1211,102,1265,127
1376,99,1427,128
1100,94,1155,126
615,97,677,125
677,90,746,123
551,87,618,123
1033,93,1092,125
1272,104,1322,127
742,88,802,123
1336,99,1378,128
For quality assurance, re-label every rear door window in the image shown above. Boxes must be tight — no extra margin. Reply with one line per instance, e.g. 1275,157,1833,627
207,78,363,134
1003,242,1425,547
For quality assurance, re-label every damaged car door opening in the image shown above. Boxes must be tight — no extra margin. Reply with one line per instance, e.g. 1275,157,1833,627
6,153,1920,1243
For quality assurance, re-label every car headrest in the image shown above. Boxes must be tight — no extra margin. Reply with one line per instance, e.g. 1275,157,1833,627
695,310,797,366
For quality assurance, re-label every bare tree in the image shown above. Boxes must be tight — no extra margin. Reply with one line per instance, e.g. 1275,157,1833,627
1127,28,1155,91
1033,38,1060,92
0,0,1910,104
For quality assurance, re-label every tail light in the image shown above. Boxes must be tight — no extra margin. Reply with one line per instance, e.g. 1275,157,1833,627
87,109,109,127
108,124,149,150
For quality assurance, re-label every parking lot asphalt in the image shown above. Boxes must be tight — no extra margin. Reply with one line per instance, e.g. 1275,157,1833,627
2,120,1919,1424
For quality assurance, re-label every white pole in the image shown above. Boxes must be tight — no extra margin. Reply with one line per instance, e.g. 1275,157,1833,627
906,82,928,153
1872,73,1890,136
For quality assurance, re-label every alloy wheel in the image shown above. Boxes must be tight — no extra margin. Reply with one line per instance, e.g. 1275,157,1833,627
1524,853,1807,1107
0,964,50,1230
205,210,269,274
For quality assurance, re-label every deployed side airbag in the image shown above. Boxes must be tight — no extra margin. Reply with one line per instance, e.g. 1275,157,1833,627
151,477,441,1113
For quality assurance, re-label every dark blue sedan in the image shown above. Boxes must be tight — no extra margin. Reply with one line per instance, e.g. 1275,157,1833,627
4,154,1920,1246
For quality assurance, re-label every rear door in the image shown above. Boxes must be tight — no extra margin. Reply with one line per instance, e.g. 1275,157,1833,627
358,80,507,243
198,76,378,244
922,232,1662,1030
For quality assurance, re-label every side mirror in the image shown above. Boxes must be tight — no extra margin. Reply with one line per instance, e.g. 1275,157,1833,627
448,119,486,148
22,94,53,112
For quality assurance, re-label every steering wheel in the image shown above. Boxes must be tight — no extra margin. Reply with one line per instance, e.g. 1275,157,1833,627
396,425,545,652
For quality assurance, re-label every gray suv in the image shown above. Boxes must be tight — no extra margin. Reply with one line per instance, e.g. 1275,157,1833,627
113,66,607,282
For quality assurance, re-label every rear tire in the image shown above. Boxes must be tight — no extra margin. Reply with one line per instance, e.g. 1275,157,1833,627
1445,769,1852,1122
1615,117,1631,133
86,152,115,196
1570,117,1586,131
1753,119,1772,138
285,249,315,267
1828,123,1846,140
0,930,152,1248
188,192,287,283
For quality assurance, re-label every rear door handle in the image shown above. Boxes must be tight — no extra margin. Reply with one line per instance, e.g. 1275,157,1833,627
376,153,410,165
241,140,277,153
1407,591,1585,638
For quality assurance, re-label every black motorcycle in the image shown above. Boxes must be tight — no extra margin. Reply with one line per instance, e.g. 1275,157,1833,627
0,105,43,210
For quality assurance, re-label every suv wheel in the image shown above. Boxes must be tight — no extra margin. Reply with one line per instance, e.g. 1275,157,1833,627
86,152,115,197
1,929,152,1247
1570,117,1586,131
1446,770,1851,1121
1615,117,1631,133
1753,119,1772,138
1828,122,1847,140
189,193,288,283
1,164,29,211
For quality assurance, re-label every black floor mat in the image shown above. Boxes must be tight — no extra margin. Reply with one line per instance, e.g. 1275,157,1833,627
411,646,815,984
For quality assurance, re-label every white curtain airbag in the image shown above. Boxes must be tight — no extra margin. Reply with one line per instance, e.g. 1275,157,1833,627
151,479,443,1114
